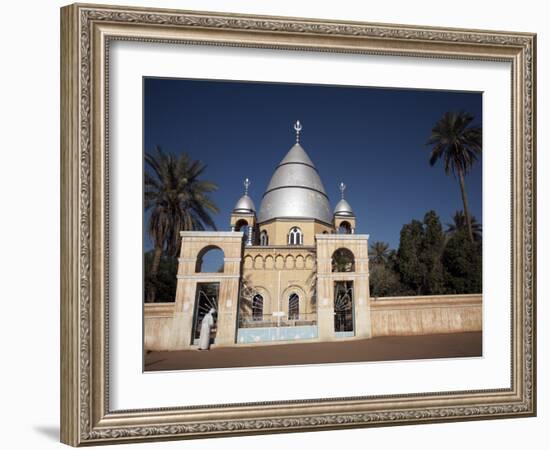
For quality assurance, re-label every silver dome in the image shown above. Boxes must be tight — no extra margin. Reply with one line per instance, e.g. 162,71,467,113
279,143,315,166
233,195,255,214
258,143,332,224
334,198,354,216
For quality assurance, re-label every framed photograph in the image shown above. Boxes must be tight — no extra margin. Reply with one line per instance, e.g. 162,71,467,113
60,3,536,446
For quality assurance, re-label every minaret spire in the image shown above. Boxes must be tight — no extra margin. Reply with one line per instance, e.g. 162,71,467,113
339,181,346,200
244,178,251,196
294,120,303,144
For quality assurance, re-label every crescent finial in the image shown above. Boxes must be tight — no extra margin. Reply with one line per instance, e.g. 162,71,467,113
294,120,302,143
339,182,346,199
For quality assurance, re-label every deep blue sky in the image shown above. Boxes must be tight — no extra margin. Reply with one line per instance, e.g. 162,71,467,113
143,77,482,251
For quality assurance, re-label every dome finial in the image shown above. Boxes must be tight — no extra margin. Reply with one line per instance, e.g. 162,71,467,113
233,178,256,214
339,182,346,200
294,120,302,143
334,183,354,217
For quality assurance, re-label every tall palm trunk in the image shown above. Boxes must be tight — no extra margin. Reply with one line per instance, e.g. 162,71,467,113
457,169,474,242
147,246,163,302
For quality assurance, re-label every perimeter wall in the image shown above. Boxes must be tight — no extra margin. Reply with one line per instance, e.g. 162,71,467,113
144,293,482,350
370,294,482,337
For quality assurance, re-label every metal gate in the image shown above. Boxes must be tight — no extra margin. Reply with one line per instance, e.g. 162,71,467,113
191,282,220,344
334,281,354,335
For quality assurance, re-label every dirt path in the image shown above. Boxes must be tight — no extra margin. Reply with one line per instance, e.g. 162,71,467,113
144,331,482,371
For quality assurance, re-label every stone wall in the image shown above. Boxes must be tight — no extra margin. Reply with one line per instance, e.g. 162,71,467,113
144,293,483,351
241,246,317,318
144,303,174,351
370,293,482,337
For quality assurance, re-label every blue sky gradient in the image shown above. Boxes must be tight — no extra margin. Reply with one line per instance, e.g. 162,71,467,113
143,77,482,251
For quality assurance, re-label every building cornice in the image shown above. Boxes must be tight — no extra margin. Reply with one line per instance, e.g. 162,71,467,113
246,245,316,250
179,231,244,238
176,274,241,280
315,234,369,240
257,217,333,227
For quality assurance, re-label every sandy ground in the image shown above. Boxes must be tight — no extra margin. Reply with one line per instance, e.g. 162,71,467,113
144,331,482,371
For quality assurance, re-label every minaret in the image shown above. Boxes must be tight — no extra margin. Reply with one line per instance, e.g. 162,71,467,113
230,178,256,245
333,182,356,234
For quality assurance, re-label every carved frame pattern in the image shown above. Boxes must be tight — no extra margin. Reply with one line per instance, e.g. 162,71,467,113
60,3,536,446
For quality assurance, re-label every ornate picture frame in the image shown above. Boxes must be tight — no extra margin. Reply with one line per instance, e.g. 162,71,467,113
60,3,536,446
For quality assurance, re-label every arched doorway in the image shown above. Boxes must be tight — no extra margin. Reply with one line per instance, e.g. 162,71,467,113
191,282,219,344
334,281,354,335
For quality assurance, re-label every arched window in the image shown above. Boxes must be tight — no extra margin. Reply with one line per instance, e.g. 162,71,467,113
338,221,352,234
288,227,303,245
235,219,249,243
234,219,248,231
288,293,299,320
260,230,269,246
331,248,355,272
252,294,263,321
195,246,225,273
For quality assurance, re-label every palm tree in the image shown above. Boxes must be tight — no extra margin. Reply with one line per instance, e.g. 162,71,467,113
369,241,390,265
446,210,482,241
427,111,482,242
144,146,219,302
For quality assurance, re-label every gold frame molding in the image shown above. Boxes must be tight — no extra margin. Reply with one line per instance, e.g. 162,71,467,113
60,3,536,446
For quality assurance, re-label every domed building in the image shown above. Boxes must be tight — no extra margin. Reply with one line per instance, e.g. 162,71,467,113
169,121,371,349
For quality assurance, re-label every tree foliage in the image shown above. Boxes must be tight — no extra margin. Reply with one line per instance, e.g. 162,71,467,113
369,241,407,297
371,210,482,297
442,228,482,294
144,250,178,302
370,241,390,265
427,112,482,177
396,211,446,295
427,111,482,242
144,146,219,302
369,263,407,297
145,146,219,256
447,210,482,242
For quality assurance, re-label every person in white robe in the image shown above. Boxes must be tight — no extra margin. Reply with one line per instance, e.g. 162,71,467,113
198,308,216,350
